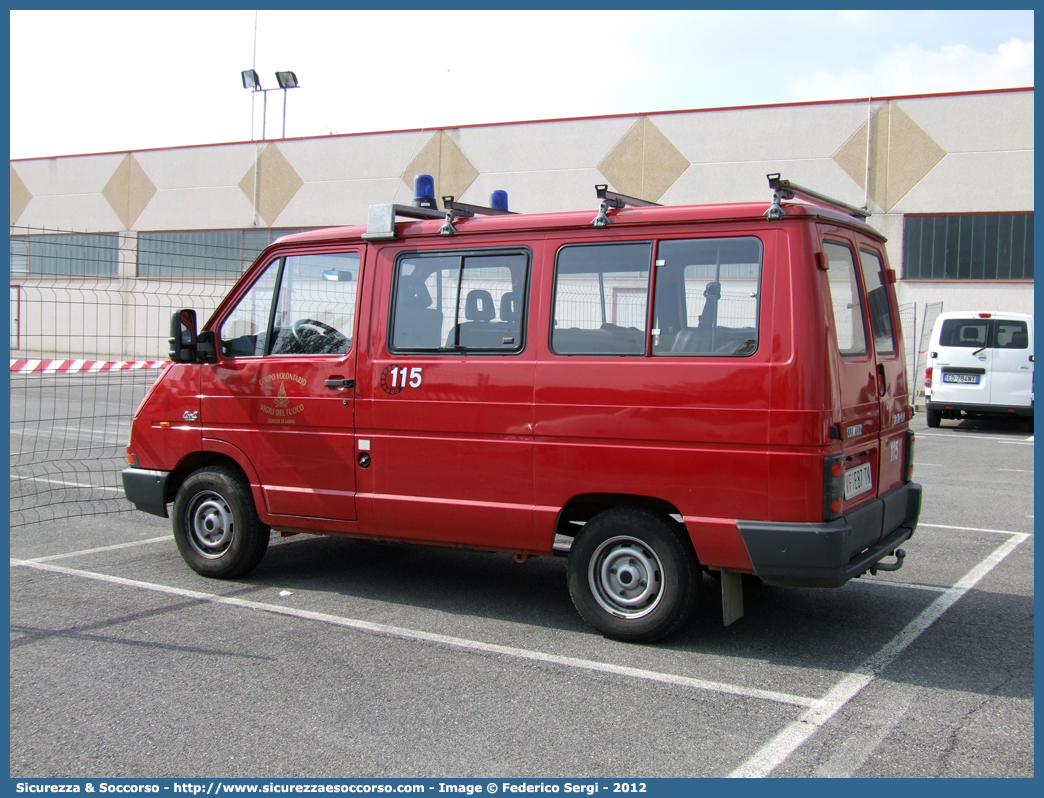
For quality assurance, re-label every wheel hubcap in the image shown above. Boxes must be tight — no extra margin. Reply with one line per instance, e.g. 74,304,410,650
589,536,664,620
188,492,234,558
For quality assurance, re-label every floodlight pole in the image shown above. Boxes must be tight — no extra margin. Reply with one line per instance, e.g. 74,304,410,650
241,70,298,140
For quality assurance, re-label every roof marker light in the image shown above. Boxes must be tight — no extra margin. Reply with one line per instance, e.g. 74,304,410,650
978,313,992,318
413,174,437,209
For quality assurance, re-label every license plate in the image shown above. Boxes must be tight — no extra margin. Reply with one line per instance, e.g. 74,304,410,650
943,373,980,384
844,463,873,500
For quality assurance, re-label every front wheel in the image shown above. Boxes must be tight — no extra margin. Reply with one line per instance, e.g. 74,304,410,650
172,466,269,578
567,507,699,643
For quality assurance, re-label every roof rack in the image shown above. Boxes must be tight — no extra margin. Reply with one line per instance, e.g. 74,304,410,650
362,203,446,241
764,173,870,220
439,195,517,236
364,195,520,240
591,185,661,227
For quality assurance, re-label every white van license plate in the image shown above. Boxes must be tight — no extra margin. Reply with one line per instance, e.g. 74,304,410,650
943,373,980,384
844,463,873,499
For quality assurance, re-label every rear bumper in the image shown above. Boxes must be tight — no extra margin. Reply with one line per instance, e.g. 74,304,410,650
121,467,171,518
927,400,1032,418
737,482,922,588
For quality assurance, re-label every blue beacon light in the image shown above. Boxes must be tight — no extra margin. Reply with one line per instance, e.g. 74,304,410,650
413,174,437,209
490,190,509,211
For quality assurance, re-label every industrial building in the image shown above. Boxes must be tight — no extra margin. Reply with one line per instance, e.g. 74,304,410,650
9,86,1034,365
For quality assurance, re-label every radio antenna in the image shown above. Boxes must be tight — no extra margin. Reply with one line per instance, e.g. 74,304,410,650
391,68,450,205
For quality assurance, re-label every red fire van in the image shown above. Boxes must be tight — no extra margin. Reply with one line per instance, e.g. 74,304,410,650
123,176,921,642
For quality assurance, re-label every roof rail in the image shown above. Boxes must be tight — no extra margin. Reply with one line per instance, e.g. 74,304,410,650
592,185,661,227
764,173,870,220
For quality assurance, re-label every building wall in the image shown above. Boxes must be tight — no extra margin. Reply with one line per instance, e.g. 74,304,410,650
10,88,1034,359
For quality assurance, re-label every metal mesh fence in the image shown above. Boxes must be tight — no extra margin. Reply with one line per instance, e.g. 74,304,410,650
9,226,255,528
897,301,943,407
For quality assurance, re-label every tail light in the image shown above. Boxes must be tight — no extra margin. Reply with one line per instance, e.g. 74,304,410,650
823,454,845,521
904,430,915,482
924,366,932,391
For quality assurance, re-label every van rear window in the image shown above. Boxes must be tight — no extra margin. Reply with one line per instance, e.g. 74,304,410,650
939,318,1029,349
939,319,989,348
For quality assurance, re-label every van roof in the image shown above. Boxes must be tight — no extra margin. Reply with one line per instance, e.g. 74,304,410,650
272,200,884,247
935,311,1033,322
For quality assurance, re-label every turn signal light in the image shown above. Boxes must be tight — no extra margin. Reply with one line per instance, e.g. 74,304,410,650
127,452,138,467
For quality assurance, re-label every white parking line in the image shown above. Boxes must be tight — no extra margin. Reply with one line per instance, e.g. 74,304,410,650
849,579,947,593
919,522,1029,536
917,432,1033,444
26,536,170,563
9,474,123,493
729,532,1029,778
8,558,817,710
997,468,1033,473
809,689,914,777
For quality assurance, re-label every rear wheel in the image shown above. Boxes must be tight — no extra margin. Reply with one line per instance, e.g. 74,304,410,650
567,507,699,643
926,408,942,428
172,466,269,578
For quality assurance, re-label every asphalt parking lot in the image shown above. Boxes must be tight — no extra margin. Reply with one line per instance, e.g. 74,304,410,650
9,411,1034,778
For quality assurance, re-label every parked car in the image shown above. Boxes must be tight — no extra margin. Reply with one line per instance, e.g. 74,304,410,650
924,311,1034,430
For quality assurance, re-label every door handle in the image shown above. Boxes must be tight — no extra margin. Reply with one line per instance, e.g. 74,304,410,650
877,364,887,397
324,378,354,389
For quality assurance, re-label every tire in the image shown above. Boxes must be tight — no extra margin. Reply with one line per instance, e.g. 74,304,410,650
567,507,699,643
172,466,270,578
926,408,942,428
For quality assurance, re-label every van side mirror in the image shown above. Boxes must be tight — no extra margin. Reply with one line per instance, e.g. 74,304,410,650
169,309,198,363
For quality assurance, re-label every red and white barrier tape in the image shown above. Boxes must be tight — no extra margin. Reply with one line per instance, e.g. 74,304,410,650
10,359,169,375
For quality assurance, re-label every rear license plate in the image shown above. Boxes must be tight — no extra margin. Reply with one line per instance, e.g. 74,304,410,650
943,373,980,384
845,463,873,500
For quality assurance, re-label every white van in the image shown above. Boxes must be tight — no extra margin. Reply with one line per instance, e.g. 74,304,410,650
924,311,1034,430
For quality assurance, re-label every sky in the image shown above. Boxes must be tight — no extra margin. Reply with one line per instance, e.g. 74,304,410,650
9,9,1035,160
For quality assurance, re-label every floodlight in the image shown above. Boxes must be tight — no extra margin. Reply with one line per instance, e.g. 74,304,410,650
275,71,299,89
241,69,261,91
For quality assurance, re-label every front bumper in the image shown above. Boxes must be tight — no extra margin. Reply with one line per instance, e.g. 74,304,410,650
121,467,171,518
737,481,922,587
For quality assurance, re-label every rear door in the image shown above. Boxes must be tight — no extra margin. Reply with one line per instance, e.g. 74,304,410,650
821,235,880,522
856,243,909,497
932,316,993,405
990,317,1033,408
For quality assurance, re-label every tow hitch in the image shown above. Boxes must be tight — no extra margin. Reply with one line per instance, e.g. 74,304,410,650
869,548,906,575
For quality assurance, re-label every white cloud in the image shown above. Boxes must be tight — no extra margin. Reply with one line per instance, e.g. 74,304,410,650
785,38,1034,101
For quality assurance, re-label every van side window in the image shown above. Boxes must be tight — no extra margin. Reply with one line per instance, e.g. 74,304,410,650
823,241,868,357
858,249,896,356
390,251,528,353
218,252,358,358
551,242,651,355
219,258,281,357
652,237,761,356
995,320,1029,349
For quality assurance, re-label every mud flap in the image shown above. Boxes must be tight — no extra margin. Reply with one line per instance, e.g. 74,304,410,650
721,571,744,626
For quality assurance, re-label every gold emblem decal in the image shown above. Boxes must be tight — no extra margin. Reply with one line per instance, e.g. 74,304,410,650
274,382,290,408
260,374,305,423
